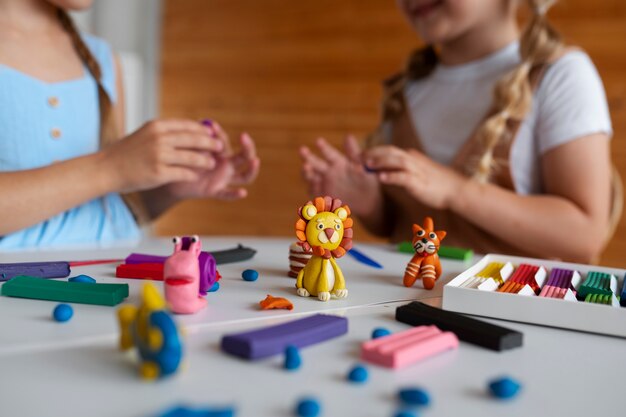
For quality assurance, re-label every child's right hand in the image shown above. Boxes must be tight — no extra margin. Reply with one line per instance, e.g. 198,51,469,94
299,135,382,217
102,119,223,193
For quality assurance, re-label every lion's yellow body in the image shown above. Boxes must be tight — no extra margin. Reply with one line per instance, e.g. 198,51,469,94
296,251,346,298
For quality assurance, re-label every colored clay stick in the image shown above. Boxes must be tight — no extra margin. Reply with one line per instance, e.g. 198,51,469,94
0,261,70,282
125,253,167,264
397,241,415,254
578,271,615,300
459,276,483,289
476,262,505,279
157,405,234,417
437,246,473,262
68,259,123,267
398,242,472,261
396,302,523,351
361,325,458,368
584,293,619,307
221,314,348,360
116,263,164,280
211,244,257,264
1,275,129,306
540,268,575,298
475,262,513,285
126,244,256,266
619,274,626,307
497,264,544,295
347,248,383,269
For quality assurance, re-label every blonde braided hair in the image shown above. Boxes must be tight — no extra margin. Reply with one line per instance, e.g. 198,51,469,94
473,0,562,182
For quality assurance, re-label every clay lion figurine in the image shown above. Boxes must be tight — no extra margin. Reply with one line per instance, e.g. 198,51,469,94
294,196,353,301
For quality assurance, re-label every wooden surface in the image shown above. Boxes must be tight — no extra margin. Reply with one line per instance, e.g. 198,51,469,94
159,0,626,266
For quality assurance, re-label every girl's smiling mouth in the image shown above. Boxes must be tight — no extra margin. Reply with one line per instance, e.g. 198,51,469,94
409,0,445,19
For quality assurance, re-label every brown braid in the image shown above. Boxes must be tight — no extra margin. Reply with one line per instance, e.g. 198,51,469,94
57,9,118,148
57,9,148,223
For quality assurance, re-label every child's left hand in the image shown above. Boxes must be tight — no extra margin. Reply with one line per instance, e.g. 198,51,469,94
166,123,260,201
364,145,467,210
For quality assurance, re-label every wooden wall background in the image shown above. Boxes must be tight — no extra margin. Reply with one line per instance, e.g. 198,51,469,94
158,0,626,267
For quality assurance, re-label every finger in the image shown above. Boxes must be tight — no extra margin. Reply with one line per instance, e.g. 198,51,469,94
214,187,247,200
163,132,224,153
299,146,330,172
151,119,212,135
201,119,220,139
163,149,216,170
377,170,419,187
231,157,261,186
239,132,257,160
301,162,317,182
316,138,346,164
230,132,258,167
212,121,232,148
364,146,413,172
163,167,200,183
310,173,323,196
344,134,362,164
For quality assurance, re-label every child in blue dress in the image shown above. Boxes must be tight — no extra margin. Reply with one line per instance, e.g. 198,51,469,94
0,0,260,248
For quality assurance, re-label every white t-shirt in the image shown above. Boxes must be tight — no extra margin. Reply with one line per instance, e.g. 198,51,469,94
403,42,612,194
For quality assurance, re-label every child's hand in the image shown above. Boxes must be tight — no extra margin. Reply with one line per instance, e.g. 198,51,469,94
299,136,382,217
103,119,224,193
165,123,260,201
364,146,467,210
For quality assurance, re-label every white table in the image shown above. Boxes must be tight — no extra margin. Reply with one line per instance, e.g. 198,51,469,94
0,237,623,417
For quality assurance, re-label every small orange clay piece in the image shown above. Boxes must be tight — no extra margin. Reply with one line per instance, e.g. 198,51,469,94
259,295,294,311
403,217,447,290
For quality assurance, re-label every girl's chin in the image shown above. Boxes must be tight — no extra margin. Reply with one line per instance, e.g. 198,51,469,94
412,22,454,44
48,0,94,11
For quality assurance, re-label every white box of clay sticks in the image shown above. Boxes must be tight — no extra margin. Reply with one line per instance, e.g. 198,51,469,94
442,254,626,338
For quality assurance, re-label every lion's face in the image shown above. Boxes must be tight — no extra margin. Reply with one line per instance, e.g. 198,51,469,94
296,196,353,258
305,210,345,250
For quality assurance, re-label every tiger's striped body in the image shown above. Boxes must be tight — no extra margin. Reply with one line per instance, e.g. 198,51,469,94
403,217,446,290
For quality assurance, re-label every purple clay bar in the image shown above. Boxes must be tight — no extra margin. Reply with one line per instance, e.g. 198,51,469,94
0,261,70,282
221,314,348,360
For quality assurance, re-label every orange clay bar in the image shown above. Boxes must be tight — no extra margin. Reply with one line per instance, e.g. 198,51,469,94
259,295,294,311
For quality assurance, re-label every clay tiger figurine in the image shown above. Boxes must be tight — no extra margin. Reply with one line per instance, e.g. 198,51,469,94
404,217,447,290
295,196,353,301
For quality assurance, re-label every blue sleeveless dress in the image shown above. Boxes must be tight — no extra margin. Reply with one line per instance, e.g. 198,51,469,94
0,34,140,249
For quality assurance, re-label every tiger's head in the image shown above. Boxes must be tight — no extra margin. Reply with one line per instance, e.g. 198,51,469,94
412,217,446,256
295,196,353,259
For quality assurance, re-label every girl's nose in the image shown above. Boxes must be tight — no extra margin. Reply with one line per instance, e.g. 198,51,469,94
324,228,335,239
